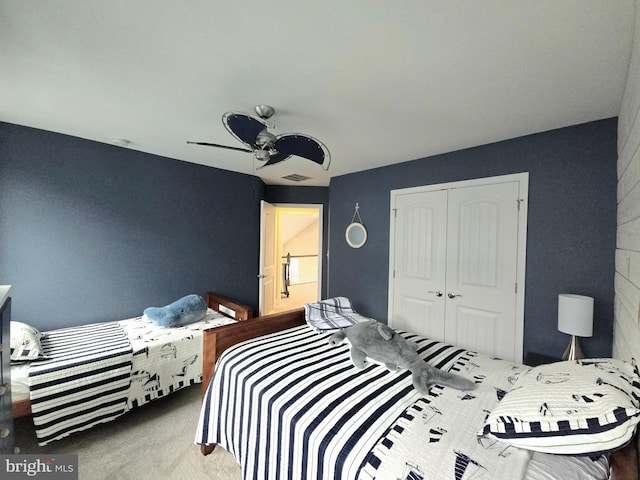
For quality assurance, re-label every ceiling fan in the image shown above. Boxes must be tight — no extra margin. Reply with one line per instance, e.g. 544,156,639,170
187,105,330,170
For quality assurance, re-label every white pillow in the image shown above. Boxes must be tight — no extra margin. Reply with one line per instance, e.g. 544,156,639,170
479,358,640,454
10,321,47,361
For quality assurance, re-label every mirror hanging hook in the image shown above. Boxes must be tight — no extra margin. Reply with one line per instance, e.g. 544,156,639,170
351,203,364,224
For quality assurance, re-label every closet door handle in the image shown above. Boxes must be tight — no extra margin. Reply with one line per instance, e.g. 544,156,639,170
428,290,443,297
447,292,462,299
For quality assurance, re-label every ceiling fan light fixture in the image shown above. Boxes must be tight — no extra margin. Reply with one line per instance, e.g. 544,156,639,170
254,149,270,161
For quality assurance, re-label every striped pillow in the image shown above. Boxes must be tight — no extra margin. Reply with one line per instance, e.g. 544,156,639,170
479,358,640,454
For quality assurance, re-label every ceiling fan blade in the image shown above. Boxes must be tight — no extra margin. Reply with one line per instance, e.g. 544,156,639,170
186,141,253,153
258,152,293,168
274,134,331,170
222,112,269,148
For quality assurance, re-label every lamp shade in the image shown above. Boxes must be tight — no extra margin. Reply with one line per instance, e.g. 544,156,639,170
557,294,594,337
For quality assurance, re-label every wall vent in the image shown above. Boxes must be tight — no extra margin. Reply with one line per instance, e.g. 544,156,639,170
281,173,311,182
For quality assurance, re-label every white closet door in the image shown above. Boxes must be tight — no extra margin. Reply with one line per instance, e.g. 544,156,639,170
390,189,447,339
444,181,520,360
389,175,526,362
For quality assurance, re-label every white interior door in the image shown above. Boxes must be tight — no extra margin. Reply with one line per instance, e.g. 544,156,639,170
259,200,276,316
389,174,527,362
390,189,447,339
444,182,520,361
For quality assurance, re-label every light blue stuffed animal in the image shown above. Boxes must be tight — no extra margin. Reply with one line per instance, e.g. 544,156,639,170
143,294,207,327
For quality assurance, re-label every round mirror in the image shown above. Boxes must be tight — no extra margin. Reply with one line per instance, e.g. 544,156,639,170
345,222,367,248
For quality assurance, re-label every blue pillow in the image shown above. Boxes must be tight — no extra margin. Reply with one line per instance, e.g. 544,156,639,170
143,294,207,327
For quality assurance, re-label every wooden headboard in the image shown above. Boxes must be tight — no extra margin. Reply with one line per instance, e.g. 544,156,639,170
205,292,253,321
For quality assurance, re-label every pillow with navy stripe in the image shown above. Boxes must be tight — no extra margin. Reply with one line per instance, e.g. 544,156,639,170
479,358,640,454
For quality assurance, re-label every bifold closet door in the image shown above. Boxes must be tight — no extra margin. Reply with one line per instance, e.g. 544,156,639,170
443,182,520,361
390,181,521,361
390,189,448,340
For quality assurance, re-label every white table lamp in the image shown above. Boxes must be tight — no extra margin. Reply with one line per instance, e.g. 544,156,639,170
557,294,594,360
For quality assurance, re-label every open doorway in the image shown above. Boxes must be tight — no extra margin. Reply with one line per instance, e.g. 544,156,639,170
259,203,323,315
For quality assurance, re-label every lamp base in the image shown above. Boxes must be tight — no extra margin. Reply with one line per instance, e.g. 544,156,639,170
562,335,584,361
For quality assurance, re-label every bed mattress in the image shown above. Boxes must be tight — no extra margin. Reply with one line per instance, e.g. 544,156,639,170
11,362,30,402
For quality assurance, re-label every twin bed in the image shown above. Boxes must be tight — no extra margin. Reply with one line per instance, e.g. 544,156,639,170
11,292,252,445
195,305,640,480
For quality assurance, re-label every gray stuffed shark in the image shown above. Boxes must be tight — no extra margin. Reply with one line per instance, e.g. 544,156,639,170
328,320,476,394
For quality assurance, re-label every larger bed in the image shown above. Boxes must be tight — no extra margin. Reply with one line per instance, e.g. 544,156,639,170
195,307,640,480
11,292,252,445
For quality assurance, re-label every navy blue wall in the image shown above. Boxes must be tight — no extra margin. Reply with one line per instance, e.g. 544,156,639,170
265,185,330,298
1,119,618,360
328,119,618,360
0,123,263,329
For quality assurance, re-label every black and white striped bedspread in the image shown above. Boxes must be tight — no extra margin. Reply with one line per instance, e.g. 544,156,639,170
28,322,133,445
195,325,531,479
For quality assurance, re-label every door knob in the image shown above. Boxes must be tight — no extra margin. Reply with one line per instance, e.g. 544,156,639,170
447,292,462,298
428,290,443,297
257,274,267,278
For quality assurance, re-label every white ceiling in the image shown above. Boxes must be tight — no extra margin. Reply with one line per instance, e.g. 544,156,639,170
279,208,320,246
1,1,635,186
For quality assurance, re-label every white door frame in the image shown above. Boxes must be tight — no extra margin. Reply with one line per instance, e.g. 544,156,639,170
388,172,529,361
259,203,324,315
259,200,277,316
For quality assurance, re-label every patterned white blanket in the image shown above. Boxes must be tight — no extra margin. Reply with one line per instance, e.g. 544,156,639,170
120,309,235,408
360,352,531,480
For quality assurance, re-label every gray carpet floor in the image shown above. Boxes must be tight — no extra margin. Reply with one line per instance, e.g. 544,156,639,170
13,386,242,480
